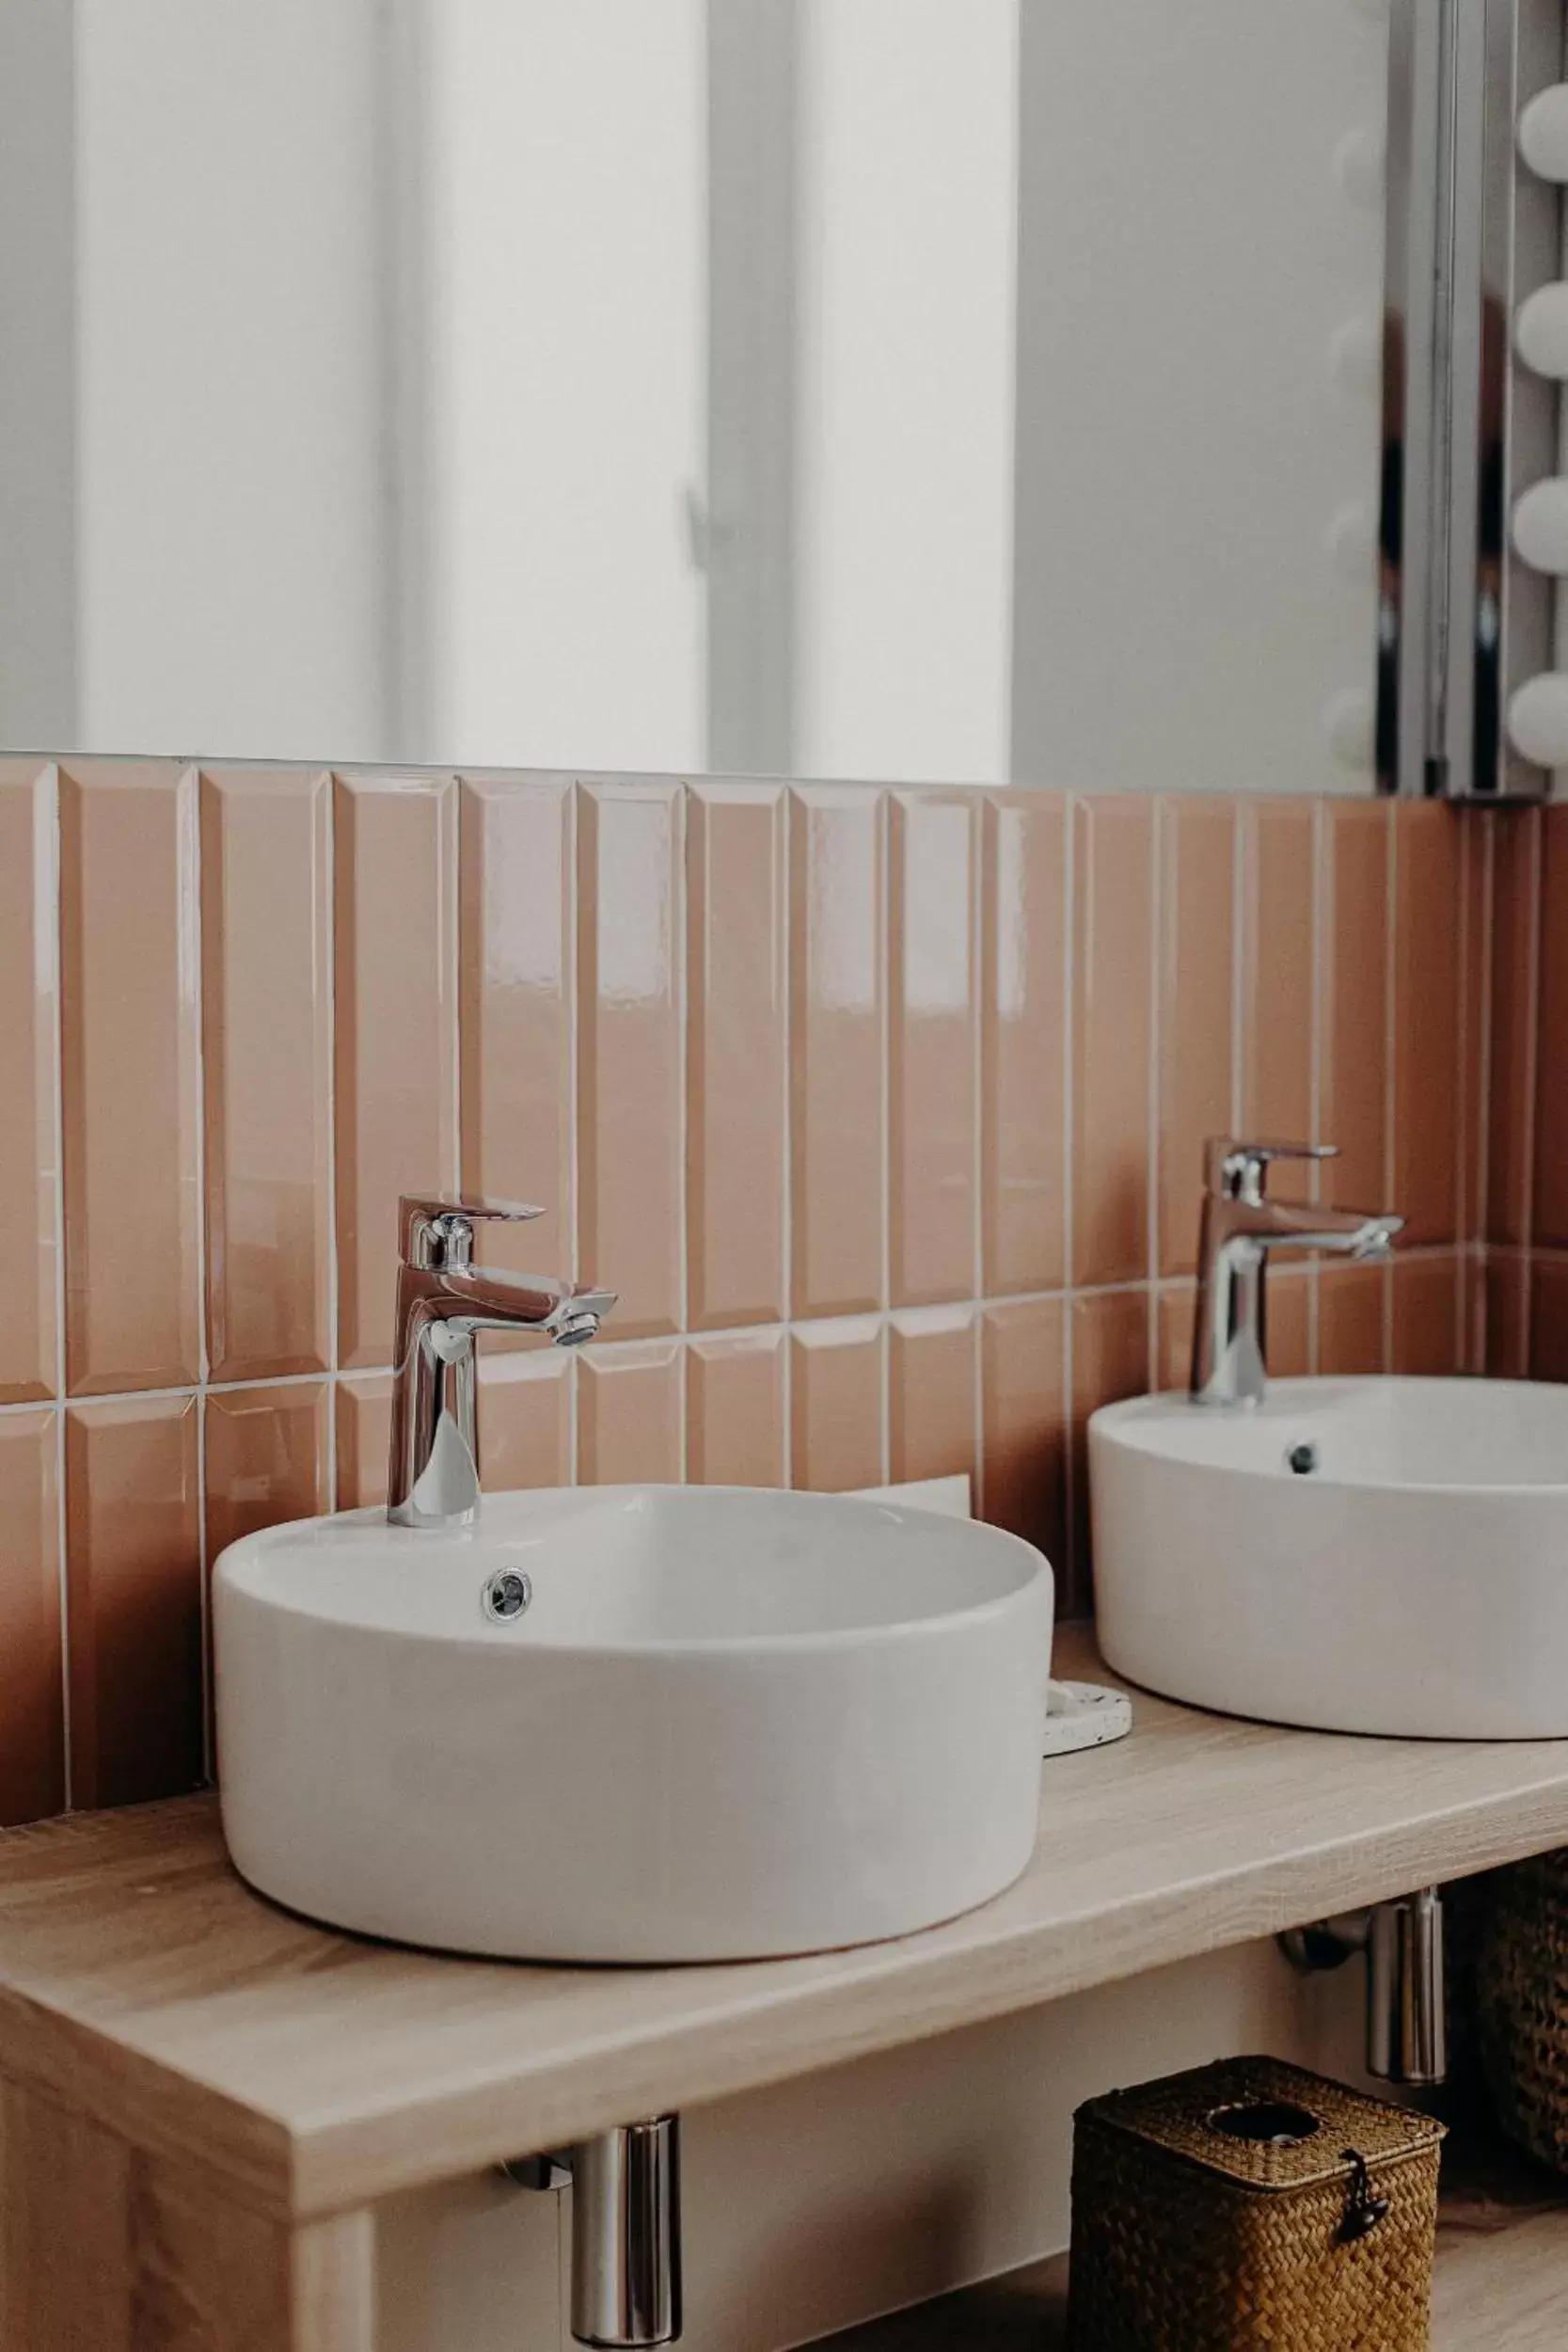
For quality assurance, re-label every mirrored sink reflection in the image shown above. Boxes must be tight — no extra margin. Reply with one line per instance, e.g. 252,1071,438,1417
1091,1375,1568,1740
214,1486,1053,1963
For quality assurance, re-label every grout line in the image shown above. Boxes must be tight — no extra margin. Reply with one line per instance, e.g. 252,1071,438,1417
675,784,690,1484
1230,803,1247,1136
971,799,986,1514
780,791,795,1488
43,765,71,1809
1381,801,1398,1369
1307,800,1327,1373
1146,799,1164,1392
182,766,214,1782
565,782,581,1486
323,771,341,1507
879,792,893,1486
1061,800,1079,1604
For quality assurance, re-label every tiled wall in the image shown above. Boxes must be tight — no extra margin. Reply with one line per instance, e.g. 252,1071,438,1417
1488,803,1568,1375
0,763,1483,1826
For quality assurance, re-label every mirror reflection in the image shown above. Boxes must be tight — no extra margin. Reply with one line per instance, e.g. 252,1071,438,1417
0,3,1389,791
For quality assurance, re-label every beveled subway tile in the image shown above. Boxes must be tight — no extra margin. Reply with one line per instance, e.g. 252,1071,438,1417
790,787,886,1320
889,793,977,1307
1155,1283,1196,1395
59,761,200,1395
687,785,786,1330
1071,797,1154,1288
1534,808,1568,1248
889,1306,976,1487
1530,1256,1568,1384
578,784,683,1339
1318,1262,1388,1375
335,773,459,1370
201,770,333,1382
478,1350,572,1492
1391,1256,1461,1377
980,1297,1067,1586
1070,1289,1151,1611
1392,805,1463,1246
578,1341,683,1485
1489,808,1540,1246
0,764,58,1403
1158,799,1236,1276
1239,799,1317,1149
1266,1267,1312,1378
66,1394,202,1809
336,1374,393,1511
1320,802,1392,1214
790,1316,883,1492
204,1384,330,1564
687,1331,786,1487
981,792,1067,1296
1486,1256,1530,1379
0,1411,65,1826
457,775,574,1317
1457,815,1491,1248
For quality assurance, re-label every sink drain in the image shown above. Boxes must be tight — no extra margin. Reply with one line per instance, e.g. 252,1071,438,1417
483,1568,533,1622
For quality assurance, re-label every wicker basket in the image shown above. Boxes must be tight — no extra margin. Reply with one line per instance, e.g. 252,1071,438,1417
1477,1848,1568,2170
1066,2055,1446,2351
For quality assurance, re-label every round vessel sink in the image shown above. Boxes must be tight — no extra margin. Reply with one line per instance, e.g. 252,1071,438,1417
214,1485,1053,1963
1091,1375,1568,1740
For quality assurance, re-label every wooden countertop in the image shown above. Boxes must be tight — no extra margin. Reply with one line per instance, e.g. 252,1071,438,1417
5,1628,1568,2227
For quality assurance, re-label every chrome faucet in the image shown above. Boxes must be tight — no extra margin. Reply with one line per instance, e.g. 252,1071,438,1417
388,1195,615,1529
1190,1139,1402,1407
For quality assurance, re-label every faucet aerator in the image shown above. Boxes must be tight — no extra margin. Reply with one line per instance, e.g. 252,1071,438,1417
554,1313,601,1348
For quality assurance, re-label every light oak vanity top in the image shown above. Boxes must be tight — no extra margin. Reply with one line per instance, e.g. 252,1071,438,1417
3,1627,1568,2227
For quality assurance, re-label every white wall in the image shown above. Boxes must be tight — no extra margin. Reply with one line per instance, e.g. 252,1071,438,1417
793,0,1019,787
74,0,386,760
422,0,706,774
1010,0,1390,796
376,1937,1356,2350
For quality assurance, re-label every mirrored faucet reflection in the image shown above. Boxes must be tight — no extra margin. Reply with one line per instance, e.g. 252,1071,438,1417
1190,1139,1402,1407
388,1195,616,1529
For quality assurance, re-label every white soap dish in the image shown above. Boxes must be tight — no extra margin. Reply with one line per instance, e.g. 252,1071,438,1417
1043,1679,1133,1757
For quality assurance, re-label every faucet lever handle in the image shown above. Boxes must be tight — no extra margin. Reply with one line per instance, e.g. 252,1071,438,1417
398,1193,546,1269
1204,1137,1338,1202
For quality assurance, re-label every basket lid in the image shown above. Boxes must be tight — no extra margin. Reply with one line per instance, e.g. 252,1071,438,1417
1079,2056,1446,2194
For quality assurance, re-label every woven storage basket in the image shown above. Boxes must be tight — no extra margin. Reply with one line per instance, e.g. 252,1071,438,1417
1066,2055,1446,2352
1477,1847,1568,2169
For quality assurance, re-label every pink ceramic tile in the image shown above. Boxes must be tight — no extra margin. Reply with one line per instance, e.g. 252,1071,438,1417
0,764,58,1403
889,1306,977,1487
1391,1256,1460,1377
789,1316,883,1492
1530,1256,1568,1384
1392,806,1463,1246
1070,1289,1151,1613
59,762,201,1395
200,770,333,1381
687,785,786,1329
1534,809,1568,1248
790,787,886,1319
0,1411,65,1825
578,785,684,1339
889,794,978,1307
1239,800,1317,1148
1155,1284,1196,1395
336,1375,392,1511
980,1298,1068,1584
1071,797,1154,1288
687,1331,786,1487
981,792,1067,1296
204,1384,330,1564
1456,814,1490,1247
1266,1268,1312,1379
457,776,574,1315
66,1394,202,1809
335,773,458,1370
1320,802,1392,1214
1485,1255,1530,1379
1488,809,1540,1247
577,1342,683,1485
1158,800,1237,1276
478,1351,572,1491
1318,1263,1388,1375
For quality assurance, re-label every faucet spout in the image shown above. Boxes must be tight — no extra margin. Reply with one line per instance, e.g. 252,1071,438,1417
387,1197,616,1529
1188,1139,1402,1408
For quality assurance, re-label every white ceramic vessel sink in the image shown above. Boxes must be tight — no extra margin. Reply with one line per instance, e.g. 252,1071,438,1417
214,1486,1053,1963
1092,1375,1568,1740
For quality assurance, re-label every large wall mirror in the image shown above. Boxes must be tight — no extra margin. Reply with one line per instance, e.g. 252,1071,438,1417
0,2,1445,794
